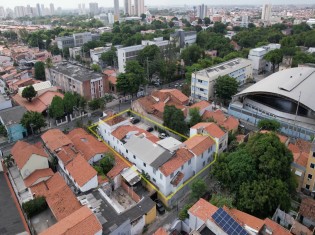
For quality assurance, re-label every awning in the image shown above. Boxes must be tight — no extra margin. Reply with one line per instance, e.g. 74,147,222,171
121,166,141,186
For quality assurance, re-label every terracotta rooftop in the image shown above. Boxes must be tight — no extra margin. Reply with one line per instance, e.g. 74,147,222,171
108,76,117,85
153,227,168,235
159,148,194,177
65,154,97,187
184,135,215,156
289,143,309,168
157,89,189,104
56,145,77,166
13,91,64,113
30,173,81,221
41,129,73,151
228,208,264,232
24,168,54,188
188,198,218,222
202,110,226,123
11,141,48,170
191,122,226,139
102,111,126,126
190,100,211,110
107,153,129,179
67,128,109,162
299,198,315,221
111,125,159,143
263,218,291,235
39,206,102,235
222,116,239,132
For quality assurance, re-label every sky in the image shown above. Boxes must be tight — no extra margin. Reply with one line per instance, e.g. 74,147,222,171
2,0,314,9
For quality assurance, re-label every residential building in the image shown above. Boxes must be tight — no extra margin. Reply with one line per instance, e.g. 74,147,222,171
89,2,99,15
90,47,111,64
191,58,253,101
49,3,54,15
202,109,239,133
134,0,144,16
69,47,82,59
117,38,169,73
261,3,272,22
241,15,249,28
45,62,106,100
229,67,315,140
0,106,27,141
298,198,315,228
114,0,120,20
56,32,100,50
248,43,281,74
0,92,12,111
188,198,291,235
303,140,315,191
41,129,98,193
124,0,131,15
170,29,197,49
198,4,208,19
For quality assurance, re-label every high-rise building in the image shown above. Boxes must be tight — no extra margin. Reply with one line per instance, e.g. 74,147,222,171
0,7,5,19
114,0,120,20
89,2,99,16
41,4,45,16
134,0,144,16
36,3,41,16
241,15,249,28
50,3,55,15
14,6,26,18
198,4,208,19
124,0,131,16
261,3,272,22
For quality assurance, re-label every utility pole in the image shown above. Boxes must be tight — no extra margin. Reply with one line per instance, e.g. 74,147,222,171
293,91,301,138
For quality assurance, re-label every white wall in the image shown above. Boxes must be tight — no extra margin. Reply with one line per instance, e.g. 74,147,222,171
131,215,145,235
21,154,49,179
188,213,205,231
79,174,98,192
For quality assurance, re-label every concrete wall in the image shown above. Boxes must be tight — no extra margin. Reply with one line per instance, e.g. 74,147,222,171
145,205,156,225
188,213,205,231
21,154,48,179
79,174,98,192
131,215,145,235
0,99,12,111
109,219,131,235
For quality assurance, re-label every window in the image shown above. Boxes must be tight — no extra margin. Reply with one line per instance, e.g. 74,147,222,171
219,143,222,149
311,163,315,169
207,157,210,163
143,163,146,167
308,174,313,179
170,172,174,178
201,153,203,159
313,152,315,157
160,173,163,179
126,149,128,153
203,161,205,167
198,79,202,83
208,147,211,153
153,178,156,182
188,159,191,165
306,184,310,190
133,155,136,159
181,165,184,170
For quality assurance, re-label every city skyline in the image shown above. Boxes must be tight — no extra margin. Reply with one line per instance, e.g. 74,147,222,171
1,0,314,10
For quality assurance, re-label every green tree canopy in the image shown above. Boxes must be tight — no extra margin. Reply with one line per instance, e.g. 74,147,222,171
34,61,46,81
21,111,47,134
63,92,77,114
22,85,37,102
190,178,207,200
210,194,234,208
49,96,64,119
189,107,202,127
257,119,281,131
91,64,101,72
212,132,296,218
99,152,115,175
163,105,188,135
214,75,238,104
181,44,204,65
264,49,283,72
100,47,117,66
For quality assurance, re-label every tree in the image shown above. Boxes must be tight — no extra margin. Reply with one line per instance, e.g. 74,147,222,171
88,98,105,110
63,92,77,114
212,132,296,217
91,64,101,72
204,17,211,25
178,204,193,221
22,196,47,218
190,179,207,200
116,73,131,96
214,75,238,104
189,108,202,127
213,22,226,34
264,49,283,72
100,47,117,66
138,45,160,65
99,152,115,175
141,13,146,21
21,111,47,134
22,85,37,102
34,61,46,81
181,44,204,65
257,119,281,131
49,96,64,119
163,105,188,135
210,194,234,208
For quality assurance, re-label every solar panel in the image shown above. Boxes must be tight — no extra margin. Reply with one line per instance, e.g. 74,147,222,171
212,208,249,235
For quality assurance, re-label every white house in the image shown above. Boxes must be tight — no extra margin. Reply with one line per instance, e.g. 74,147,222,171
90,47,110,63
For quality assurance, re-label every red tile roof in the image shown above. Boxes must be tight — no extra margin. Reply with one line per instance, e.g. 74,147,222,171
41,129,72,151
202,110,226,124
222,116,239,132
228,208,264,232
108,76,117,85
13,91,64,113
263,218,291,235
102,111,126,126
188,198,218,222
158,89,189,104
11,141,48,170
24,168,54,188
66,154,97,187
153,227,168,235
107,153,129,179
30,173,81,221
184,135,215,156
111,125,159,143
191,122,226,139
56,145,77,166
299,198,315,221
67,128,109,162
39,206,102,235
159,148,194,176
190,100,211,110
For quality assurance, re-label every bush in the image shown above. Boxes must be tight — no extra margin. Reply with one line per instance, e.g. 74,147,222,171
179,204,193,221
257,119,281,131
22,196,47,218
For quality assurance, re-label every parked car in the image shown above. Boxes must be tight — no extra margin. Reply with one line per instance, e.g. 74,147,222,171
158,132,168,139
146,127,154,132
155,199,165,215
130,117,140,124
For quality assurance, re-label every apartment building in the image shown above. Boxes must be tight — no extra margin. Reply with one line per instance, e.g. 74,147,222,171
97,114,217,206
191,58,253,101
45,62,106,100
248,43,281,74
303,141,315,191
56,32,100,50
170,29,197,48
90,47,111,63
117,37,170,73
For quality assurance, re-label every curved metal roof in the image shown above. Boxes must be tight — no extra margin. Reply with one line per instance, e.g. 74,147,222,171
235,67,315,111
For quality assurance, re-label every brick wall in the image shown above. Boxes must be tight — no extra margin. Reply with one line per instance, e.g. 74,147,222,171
121,181,141,203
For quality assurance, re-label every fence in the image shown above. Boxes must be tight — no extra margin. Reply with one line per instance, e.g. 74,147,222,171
121,180,141,203
55,116,68,126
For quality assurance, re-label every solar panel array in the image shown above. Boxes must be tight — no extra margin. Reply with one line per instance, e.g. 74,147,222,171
212,208,249,235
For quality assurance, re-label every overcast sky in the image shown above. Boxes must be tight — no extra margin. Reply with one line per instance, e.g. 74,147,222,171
2,0,314,9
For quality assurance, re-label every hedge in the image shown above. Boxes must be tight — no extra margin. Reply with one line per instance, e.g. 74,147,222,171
22,196,48,218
